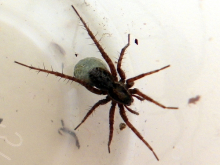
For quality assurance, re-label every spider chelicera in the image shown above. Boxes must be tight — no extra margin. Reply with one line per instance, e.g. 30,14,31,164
15,5,178,161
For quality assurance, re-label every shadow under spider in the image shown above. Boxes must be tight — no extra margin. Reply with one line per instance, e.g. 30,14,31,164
58,120,80,149
14,5,178,161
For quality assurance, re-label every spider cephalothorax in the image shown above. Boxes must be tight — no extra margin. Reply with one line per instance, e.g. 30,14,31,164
15,5,178,161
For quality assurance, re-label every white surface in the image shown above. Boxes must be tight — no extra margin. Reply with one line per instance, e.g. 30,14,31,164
0,0,220,165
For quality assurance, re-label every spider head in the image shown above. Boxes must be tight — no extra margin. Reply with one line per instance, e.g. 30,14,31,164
108,82,133,106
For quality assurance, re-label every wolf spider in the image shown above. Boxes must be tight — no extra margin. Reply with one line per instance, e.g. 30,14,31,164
14,5,178,161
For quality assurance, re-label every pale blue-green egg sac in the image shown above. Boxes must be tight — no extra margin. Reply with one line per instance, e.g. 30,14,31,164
74,57,108,85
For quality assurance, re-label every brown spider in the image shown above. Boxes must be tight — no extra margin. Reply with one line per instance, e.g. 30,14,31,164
14,5,178,161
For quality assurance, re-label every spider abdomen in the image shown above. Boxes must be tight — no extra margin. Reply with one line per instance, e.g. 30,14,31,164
89,67,114,91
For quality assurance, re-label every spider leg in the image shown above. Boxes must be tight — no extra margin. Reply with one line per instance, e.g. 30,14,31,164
132,94,145,101
71,5,117,79
130,88,178,109
118,104,159,161
75,97,111,130
14,61,106,95
108,101,116,153
125,105,139,115
126,65,170,88
117,34,130,82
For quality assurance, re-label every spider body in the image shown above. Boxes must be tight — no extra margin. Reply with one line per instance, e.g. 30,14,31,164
89,66,114,91
14,5,178,161
89,67,133,105
106,80,133,105
74,57,133,105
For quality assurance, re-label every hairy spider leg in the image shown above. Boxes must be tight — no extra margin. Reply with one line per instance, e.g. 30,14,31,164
108,102,116,153
71,5,117,79
126,65,170,88
117,34,130,82
130,88,178,109
118,104,159,161
74,97,111,130
14,61,105,95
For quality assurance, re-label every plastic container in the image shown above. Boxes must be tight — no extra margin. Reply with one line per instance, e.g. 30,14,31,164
1,1,218,165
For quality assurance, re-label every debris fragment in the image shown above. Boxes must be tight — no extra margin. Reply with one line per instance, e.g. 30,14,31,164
188,95,201,104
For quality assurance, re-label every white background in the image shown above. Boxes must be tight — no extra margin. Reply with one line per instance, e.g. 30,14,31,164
0,0,219,164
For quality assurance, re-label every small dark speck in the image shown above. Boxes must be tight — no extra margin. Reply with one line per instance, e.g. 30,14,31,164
16,110,18,112
51,120,53,123
119,123,126,130
135,39,138,45
188,95,201,104
0,118,3,124
75,53,78,57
